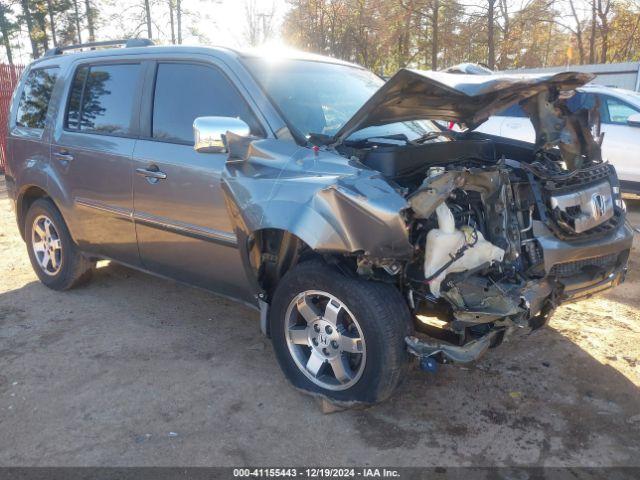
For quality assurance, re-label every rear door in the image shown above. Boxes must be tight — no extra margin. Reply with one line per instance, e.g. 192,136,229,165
132,59,265,302
50,60,144,266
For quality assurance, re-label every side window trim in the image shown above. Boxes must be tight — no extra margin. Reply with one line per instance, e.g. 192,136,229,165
143,59,266,146
62,60,144,139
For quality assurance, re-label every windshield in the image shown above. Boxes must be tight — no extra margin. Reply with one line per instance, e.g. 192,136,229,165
244,58,438,141
245,58,381,137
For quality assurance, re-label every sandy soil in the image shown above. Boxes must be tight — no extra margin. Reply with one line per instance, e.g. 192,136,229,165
0,176,639,466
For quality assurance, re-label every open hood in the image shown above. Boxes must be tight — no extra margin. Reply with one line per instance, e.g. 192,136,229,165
332,69,594,145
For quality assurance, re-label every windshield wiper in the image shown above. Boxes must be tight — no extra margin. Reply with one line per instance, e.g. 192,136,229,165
410,130,457,145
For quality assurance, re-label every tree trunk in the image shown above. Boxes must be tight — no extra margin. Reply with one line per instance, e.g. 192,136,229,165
599,19,608,63
596,0,610,63
168,0,176,44
568,0,584,64
498,0,509,69
85,0,95,41
0,5,13,64
177,0,182,44
589,0,596,63
20,0,40,58
74,0,82,44
46,0,57,47
144,0,152,39
487,0,496,70
431,0,439,70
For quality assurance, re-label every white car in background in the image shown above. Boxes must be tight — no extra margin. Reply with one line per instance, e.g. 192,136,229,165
476,85,640,193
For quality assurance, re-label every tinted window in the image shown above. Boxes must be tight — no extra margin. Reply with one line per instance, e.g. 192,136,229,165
16,67,59,130
602,96,639,124
152,63,263,144
66,66,88,130
66,63,140,135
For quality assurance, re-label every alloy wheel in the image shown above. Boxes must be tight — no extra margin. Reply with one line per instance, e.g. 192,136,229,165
285,290,366,391
31,214,63,276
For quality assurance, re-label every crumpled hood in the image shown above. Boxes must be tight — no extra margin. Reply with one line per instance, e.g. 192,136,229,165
332,68,594,144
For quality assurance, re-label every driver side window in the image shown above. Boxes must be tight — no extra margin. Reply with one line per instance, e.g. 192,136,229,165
151,62,264,145
600,95,639,125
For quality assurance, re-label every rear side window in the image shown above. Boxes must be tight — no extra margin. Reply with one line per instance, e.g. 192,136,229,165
66,63,141,136
152,63,263,144
15,67,60,130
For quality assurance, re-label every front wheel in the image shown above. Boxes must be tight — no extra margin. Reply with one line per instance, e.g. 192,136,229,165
269,261,412,405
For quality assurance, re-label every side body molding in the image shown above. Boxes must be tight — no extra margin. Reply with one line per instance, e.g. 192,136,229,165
221,139,414,297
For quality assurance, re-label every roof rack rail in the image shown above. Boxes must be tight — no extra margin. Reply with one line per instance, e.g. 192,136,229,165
44,38,154,57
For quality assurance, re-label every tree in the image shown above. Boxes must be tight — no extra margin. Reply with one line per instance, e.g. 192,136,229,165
567,0,586,64
176,0,181,43
144,0,152,38
20,0,40,58
46,0,57,46
0,2,19,63
596,0,612,62
72,0,81,43
487,0,496,69
168,0,175,43
84,0,95,41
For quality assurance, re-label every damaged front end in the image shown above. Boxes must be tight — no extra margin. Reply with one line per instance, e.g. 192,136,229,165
330,70,633,367
223,68,633,369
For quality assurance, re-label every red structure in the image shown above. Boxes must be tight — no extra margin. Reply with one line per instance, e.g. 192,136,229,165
0,63,25,173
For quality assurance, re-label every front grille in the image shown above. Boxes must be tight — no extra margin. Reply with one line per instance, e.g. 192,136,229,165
547,208,624,241
542,163,614,193
550,252,619,277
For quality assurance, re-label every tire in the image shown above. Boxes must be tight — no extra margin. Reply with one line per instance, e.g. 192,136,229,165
269,261,412,405
24,198,93,290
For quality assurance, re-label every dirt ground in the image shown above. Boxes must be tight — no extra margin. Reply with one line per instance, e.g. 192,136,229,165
1,176,639,467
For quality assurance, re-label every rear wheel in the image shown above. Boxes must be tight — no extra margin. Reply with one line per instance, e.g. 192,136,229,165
270,261,412,404
24,199,93,290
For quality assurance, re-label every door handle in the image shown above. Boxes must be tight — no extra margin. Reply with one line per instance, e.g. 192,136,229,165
136,166,167,181
53,150,74,162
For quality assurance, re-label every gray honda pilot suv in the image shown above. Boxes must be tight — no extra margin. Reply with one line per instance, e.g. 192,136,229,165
5,39,633,405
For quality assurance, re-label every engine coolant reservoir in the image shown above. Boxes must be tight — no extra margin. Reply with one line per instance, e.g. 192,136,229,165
424,203,505,297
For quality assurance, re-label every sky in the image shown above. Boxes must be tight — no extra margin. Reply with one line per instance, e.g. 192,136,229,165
4,0,291,64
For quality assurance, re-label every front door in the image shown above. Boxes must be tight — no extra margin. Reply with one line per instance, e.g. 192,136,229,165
597,94,640,184
132,61,265,303
51,61,144,266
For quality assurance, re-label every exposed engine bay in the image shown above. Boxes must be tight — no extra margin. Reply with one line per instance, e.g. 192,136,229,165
336,87,630,366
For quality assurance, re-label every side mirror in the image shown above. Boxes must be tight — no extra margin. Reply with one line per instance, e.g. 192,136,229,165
193,116,251,153
627,113,640,127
